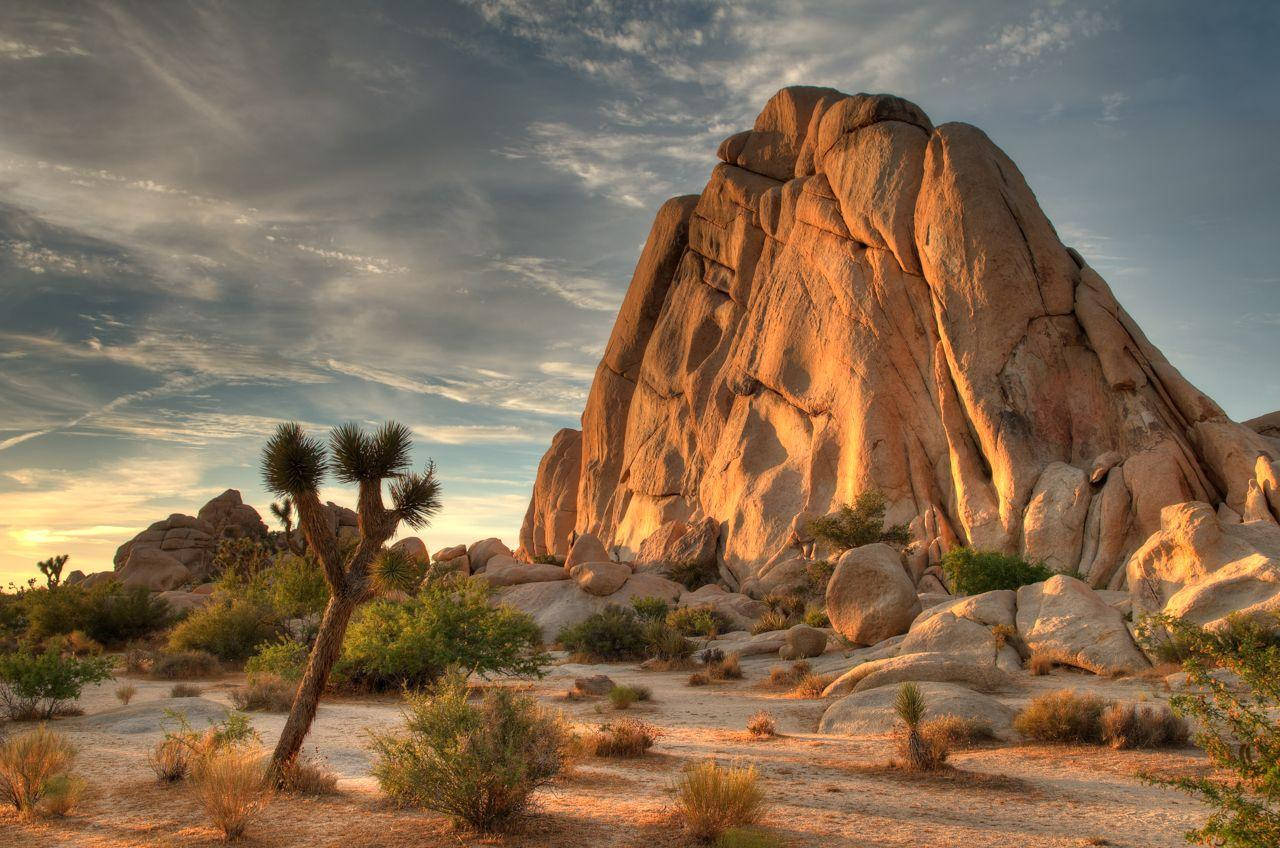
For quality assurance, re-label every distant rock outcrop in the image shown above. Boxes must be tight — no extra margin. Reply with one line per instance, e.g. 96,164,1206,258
520,85,1277,592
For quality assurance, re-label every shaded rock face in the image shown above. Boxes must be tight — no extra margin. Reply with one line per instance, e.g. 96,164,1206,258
518,427,582,559
521,85,1275,588
113,489,268,584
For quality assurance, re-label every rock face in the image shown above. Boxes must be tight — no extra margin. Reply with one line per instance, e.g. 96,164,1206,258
1016,575,1149,675
519,85,1275,590
113,490,268,585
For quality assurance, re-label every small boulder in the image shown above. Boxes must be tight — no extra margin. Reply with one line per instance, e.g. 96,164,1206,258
478,559,568,588
826,543,920,645
822,652,1012,699
119,548,191,591
467,538,514,573
564,532,611,571
779,624,827,659
391,537,429,563
571,561,632,596
433,544,467,562
1016,575,1149,675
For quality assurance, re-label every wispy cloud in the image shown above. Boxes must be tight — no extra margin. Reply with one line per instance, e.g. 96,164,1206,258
983,6,1114,67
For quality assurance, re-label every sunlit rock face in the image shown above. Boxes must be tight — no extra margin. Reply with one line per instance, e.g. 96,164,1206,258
521,86,1278,591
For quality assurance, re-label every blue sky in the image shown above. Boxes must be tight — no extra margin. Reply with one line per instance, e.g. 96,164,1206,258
1,0,1277,584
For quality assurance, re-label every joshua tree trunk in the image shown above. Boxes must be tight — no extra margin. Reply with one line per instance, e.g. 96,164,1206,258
269,591,360,775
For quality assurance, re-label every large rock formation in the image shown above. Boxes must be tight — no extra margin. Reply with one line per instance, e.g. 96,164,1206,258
112,489,268,585
521,85,1276,591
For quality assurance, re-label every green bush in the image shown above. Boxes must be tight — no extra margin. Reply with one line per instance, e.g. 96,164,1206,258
641,619,694,663
370,671,570,833
666,605,732,638
941,548,1054,595
335,575,547,691
1138,613,1280,846
631,596,670,621
806,490,909,551
167,597,280,661
804,559,835,597
557,605,647,661
214,550,328,621
151,650,220,679
802,603,829,629
19,581,171,646
244,640,308,682
0,646,112,720
665,558,720,591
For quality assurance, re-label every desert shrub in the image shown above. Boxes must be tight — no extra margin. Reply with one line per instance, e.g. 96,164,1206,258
151,650,220,680
674,760,766,842
941,548,1053,595
791,673,833,699
746,711,776,738
336,577,547,690
714,828,782,848
688,671,710,686
802,603,830,629
921,714,995,750
762,593,805,619
667,605,732,638
631,596,670,621
558,604,646,661
167,597,280,662
804,559,835,596
0,647,112,720
231,676,295,712
608,684,641,709
370,672,571,833
115,684,137,705
149,710,260,784
530,553,562,566
123,642,153,674
1145,611,1280,665
150,736,190,782
665,556,721,591
1014,690,1108,744
583,718,659,758
65,630,102,656
279,754,338,795
1100,703,1188,750
751,609,792,635
1028,651,1057,676
191,746,271,841
0,726,82,818
807,491,909,551
170,683,202,698
768,661,810,688
698,647,725,666
19,581,171,646
991,623,1018,651
244,639,308,682
1137,614,1280,845
895,683,948,771
641,619,695,664
711,653,743,681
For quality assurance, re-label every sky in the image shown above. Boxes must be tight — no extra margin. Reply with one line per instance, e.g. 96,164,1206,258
0,1,1277,585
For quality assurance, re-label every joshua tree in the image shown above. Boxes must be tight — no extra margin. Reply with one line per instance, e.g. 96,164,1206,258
36,554,69,588
269,497,305,555
260,420,441,777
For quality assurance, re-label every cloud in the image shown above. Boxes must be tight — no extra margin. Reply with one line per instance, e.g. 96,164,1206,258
411,424,546,445
1100,91,1128,122
492,254,621,311
983,6,1113,67
324,359,474,404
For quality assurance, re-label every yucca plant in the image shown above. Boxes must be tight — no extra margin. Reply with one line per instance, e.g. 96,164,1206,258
894,682,932,770
260,421,441,778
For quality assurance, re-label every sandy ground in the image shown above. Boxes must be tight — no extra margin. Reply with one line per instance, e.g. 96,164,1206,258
2,651,1210,848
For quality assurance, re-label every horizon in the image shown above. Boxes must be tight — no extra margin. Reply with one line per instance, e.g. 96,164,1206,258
2,0,1279,586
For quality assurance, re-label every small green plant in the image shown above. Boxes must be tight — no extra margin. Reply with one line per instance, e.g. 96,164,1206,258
802,603,829,629
665,557,720,591
941,548,1053,595
531,553,562,566
631,596,670,621
751,610,791,635
167,596,280,662
1137,613,1280,846
370,671,570,833
0,647,112,720
558,605,647,661
894,682,948,771
806,491,909,551
804,559,835,596
641,618,695,664
1013,690,1108,744
148,709,261,784
170,683,202,698
608,684,642,709
667,605,732,638
245,640,308,682
0,725,79,818
674,760,766,842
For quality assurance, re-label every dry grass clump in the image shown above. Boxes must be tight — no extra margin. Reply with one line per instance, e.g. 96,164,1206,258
790,672,834,699
1028,650,1059,676
1014,690,1109,743
0,726,81,818
710,653,743,680
674,760,766,842
231,676,295,713
279,755,339,795
115,684,138,705
768,660,811,688
746,711,776,738
606,684,651,710
688,671,710,687
920,714,995,750
152,650,220,680
583,718,660,758
170,683,202,698
751,609,792,635
190,747,271,841
714,827,783,848
149,736,191,783
1099,703,1189,750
